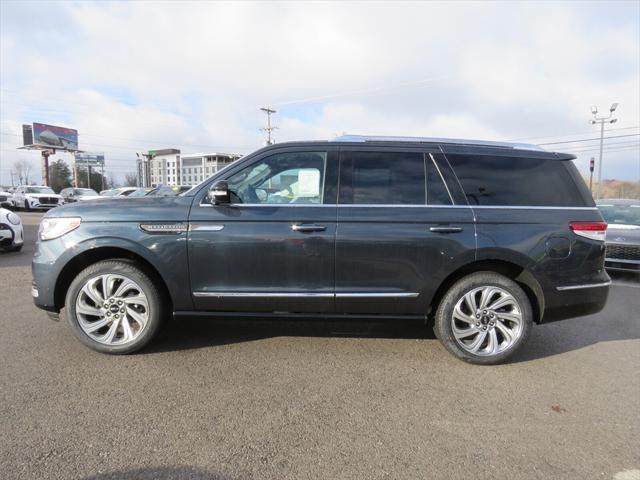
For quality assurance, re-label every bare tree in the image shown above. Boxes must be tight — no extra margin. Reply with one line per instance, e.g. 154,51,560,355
13,159,34,185
124,173,138,187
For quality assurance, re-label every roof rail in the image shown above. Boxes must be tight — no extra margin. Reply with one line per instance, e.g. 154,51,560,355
331,134,545,152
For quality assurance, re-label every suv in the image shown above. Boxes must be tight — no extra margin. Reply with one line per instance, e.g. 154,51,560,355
13,185,63,211
32,136,610,364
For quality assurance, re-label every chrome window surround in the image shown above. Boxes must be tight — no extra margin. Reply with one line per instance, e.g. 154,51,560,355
198,203,598,210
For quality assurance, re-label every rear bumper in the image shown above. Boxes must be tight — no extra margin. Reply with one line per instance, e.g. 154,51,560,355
541,272,611,323
605,258,640,274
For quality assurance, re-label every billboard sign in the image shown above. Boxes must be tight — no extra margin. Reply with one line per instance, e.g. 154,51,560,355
32,122,79,151
75,153,105,167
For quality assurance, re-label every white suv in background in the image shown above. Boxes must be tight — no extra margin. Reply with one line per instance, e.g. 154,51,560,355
12,186,63,211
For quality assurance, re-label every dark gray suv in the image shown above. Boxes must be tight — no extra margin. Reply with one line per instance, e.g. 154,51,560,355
32,136,611,364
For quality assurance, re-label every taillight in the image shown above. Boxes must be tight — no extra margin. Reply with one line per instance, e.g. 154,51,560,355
570,221,607,241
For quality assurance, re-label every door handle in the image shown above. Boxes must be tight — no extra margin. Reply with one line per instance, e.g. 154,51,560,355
429,226,463,233
291,224,326,233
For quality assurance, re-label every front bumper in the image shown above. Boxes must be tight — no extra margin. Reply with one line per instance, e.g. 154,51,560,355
0,222,23,247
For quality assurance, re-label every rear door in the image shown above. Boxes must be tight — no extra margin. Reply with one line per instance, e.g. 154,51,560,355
334,146,476,315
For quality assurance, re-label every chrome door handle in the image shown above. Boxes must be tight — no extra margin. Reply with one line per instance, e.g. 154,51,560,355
291,224,326,233
429,226,463,233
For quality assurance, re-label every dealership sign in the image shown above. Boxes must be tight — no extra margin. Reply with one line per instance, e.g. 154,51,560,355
32,122,79,151
75,152,105,166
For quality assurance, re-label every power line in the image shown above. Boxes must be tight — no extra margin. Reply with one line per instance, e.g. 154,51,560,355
508,126,639,141
540,134,639,145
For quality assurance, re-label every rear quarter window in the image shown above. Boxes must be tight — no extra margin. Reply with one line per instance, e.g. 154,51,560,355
446,154,590,207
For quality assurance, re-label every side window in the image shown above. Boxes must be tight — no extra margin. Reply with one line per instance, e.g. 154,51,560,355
227,151,326,204
339,151,425,205
426,154,452,205
446,154,587,207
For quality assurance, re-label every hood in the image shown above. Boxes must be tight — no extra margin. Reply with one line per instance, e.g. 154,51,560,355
25,192,62,198
44,195,193,222
606,224,640,246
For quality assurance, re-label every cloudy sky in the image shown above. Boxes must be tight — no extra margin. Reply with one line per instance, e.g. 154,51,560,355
1,0,638,186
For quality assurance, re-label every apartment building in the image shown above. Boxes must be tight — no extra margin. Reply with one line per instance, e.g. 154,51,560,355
146,150,241,187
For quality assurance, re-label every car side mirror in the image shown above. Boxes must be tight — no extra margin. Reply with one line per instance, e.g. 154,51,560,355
207,181,230,205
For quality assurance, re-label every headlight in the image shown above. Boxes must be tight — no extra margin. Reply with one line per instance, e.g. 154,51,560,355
39,217,81,241
6,212,21,226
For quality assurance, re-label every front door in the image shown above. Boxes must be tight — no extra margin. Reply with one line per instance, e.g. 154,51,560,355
188,147,338,313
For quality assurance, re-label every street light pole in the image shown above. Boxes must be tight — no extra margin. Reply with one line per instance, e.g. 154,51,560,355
590,103,618,199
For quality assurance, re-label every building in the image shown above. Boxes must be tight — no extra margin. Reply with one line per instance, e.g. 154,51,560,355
145,149,241,187
179,152,241,185
148,149,181,187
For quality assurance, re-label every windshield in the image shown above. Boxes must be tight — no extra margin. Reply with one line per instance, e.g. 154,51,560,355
74,188,98,196
597,202,640,226
100,190,118,196
26,187,55,194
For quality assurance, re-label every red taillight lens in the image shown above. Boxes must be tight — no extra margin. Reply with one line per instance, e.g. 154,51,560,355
570,221,607,241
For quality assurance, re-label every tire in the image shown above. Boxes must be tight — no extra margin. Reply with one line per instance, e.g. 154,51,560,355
434,271,533,365
4,244,22,252
24,200,31,212
65,259,165,354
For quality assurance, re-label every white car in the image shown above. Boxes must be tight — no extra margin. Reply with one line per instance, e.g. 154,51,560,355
99,187,137,197
60,187,103,203
12,185,63,211
0,208,23,252
0,191,13,209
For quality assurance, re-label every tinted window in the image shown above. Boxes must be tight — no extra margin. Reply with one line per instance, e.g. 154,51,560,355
339,151,425,205
227,152,326,204
446,154,587,206
426,154,452,205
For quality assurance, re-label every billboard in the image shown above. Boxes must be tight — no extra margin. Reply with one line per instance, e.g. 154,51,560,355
32,122,79,151
75,153,105,166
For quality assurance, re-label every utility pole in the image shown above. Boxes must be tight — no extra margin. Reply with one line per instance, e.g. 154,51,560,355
260,107,278,145
590,103,618,199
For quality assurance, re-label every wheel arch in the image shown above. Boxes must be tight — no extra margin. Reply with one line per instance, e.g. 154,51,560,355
429,259,545,324
54,246,173,313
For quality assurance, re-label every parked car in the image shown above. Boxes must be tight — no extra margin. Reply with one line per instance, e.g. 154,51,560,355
32,136,610,364
99,187,137,197
60,188,101,203
0,207,23,252
126,188,155,197
145,186,193,197
13,185,63,211
596,199,640,274
0,190,13,209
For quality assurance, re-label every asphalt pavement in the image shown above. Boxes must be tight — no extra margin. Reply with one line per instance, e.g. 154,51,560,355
1,212,638,480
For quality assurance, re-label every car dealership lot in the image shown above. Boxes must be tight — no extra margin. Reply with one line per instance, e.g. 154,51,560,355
1,212,638,480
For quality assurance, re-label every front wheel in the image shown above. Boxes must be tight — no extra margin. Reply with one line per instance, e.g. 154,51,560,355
24,200,31,212
65,259,165,354
434,272,533,365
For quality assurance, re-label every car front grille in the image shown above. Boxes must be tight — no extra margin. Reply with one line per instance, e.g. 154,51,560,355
0,195,7,202
606,244,640,261
39,197,58,204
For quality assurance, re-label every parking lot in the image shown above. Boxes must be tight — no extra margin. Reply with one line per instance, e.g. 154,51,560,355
0,212,638,480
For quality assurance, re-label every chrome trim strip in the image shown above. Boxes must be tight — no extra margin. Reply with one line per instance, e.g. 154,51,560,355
335,292,419,298
556,280,612,291
198,203,598,210
605,258,640,264
193,291,419,298
139,223,188,233
470,205,599,211
428,153,455,205
189,224,224,231
193,292,334,298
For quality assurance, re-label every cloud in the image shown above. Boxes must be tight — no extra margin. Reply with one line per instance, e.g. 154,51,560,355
1,0,638,185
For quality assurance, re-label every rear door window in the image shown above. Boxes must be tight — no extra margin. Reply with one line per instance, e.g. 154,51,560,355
446,154,588,207
339,151,425,205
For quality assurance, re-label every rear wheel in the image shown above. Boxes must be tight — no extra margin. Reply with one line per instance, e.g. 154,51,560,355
65,259,164,354
434,272,533,365
24,200,31,212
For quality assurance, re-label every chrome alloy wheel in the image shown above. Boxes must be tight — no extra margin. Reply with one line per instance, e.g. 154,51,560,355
451,286,524,356
75,274,150,346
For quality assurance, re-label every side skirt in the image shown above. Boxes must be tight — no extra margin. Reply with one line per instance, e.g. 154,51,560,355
173,311,427,321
